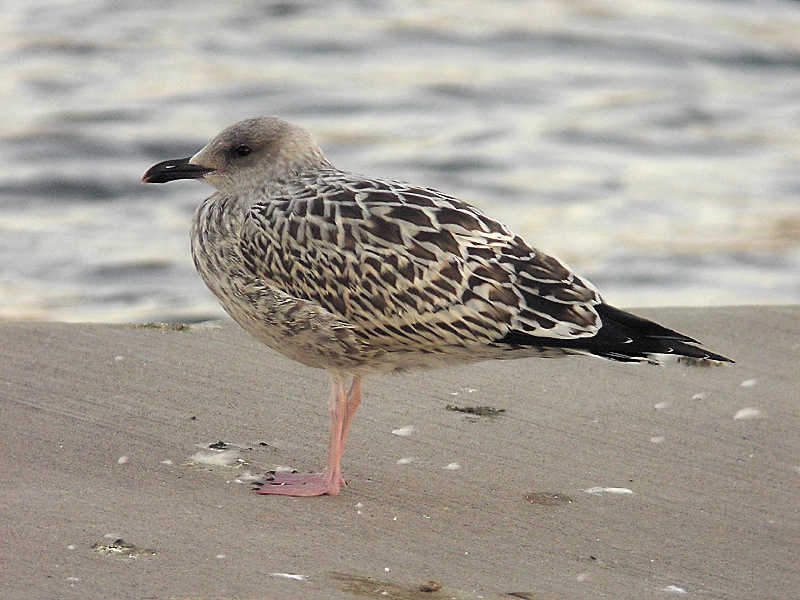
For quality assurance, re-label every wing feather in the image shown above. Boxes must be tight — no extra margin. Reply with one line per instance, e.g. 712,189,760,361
239,169,601,352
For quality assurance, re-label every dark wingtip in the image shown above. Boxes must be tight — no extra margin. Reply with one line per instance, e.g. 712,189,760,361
142,157,214,184
499,303,734,365
666,341,734,364
704,350,734,363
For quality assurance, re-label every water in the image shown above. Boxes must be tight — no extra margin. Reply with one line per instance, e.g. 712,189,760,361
2,0,799,323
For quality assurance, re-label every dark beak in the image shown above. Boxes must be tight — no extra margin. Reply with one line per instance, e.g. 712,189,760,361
142,157,215,184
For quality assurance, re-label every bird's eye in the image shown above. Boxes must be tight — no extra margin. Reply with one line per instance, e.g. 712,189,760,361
234,145,252,157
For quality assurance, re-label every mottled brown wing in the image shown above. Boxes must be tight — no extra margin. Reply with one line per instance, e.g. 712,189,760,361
238,169,601,351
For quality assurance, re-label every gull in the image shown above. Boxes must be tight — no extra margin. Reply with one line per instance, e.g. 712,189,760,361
143,116,732,497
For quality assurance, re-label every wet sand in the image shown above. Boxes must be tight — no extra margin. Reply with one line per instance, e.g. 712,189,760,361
2,306,797,599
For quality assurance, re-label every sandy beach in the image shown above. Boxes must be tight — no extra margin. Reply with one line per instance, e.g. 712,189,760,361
2,306,798,599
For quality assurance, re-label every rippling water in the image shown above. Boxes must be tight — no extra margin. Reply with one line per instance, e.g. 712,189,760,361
2,0,799,322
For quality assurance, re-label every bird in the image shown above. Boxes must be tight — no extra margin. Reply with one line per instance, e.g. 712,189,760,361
143,115,732,497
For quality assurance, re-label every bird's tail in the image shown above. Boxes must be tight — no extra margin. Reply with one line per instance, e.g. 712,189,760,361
502,304,733,364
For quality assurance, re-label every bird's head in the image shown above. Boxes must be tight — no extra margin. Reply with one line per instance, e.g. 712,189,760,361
142,116,329,195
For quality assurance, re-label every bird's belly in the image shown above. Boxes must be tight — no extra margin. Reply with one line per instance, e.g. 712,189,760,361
191,243,382,373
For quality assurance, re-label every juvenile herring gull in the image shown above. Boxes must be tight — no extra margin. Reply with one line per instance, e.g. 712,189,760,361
143,116,732,497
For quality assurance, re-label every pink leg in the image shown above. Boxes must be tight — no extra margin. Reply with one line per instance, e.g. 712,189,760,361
339,376,362,460
255,375,362,497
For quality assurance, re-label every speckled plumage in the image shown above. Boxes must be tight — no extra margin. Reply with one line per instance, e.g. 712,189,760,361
192,166,607,374
143,116,732,496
